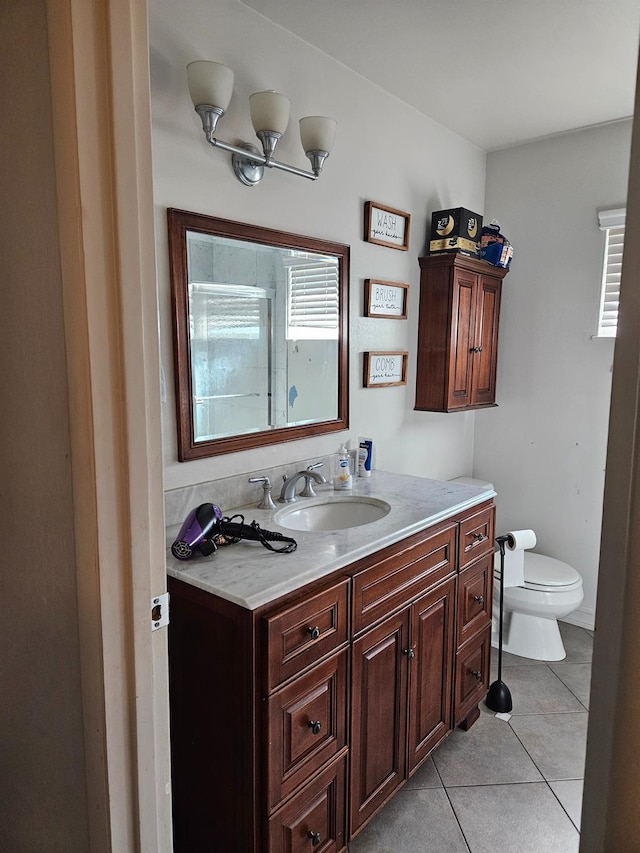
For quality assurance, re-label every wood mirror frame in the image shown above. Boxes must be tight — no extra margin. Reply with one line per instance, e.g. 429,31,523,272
168,208,350,460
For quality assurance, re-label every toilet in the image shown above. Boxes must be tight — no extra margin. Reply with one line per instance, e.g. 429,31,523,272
449,476,584,662
493,550,583,661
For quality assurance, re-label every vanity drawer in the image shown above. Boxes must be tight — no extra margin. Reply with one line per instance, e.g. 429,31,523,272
352,525,456,636
459,506,494,570
454,627,491,726
457,553,493,647
268,752,347,853
266,649,348,811
265,578,350,692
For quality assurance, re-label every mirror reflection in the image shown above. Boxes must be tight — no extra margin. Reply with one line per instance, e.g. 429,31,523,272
168,210,349,460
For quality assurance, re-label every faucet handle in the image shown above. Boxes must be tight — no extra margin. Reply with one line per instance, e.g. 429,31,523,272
300,477,318,498
306,461,326,482
248,476,276,510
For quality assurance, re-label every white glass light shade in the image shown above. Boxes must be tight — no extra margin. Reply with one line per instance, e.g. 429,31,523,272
187,61,234,110
299,116,337,154
249,90,291,135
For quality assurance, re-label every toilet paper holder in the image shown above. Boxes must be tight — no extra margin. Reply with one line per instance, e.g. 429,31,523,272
485,534,513,714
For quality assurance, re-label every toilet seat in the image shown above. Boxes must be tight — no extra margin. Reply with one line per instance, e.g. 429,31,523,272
494,551,582,593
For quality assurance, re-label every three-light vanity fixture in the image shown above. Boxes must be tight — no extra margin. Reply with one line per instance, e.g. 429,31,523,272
187,60,337,187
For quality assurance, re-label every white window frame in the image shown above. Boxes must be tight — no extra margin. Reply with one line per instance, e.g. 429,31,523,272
596,207,625,338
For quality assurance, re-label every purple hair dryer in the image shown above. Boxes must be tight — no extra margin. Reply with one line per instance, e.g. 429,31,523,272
171,502,223,560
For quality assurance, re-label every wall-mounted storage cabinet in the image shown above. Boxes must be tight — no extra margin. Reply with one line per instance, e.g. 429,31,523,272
415,254,508,412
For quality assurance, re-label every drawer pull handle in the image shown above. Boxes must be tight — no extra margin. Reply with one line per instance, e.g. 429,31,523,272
471,669,483,680
403,647,415,660
473,532,485,541
308,831,322,846
306,626,321,640
308,720,322,735
473,594,485,605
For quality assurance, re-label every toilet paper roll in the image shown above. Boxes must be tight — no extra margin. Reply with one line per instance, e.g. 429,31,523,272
499,529,536,588
506,529,537,552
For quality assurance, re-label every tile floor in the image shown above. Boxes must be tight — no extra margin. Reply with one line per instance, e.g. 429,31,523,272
348,622,592,853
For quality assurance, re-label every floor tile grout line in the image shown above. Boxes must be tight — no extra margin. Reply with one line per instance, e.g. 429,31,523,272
432,755,472,852
547,778,582,833
441,780,473,852
546,662,591,711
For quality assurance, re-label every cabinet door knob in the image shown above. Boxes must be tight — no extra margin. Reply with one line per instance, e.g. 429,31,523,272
306,625,321,640
308,720,322,735
471,669,483,680
403,647,415,660
308,831,322,846
473,594,485,605
473,532,484,541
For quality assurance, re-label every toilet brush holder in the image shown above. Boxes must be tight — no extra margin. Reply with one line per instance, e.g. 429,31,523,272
485,534,513,713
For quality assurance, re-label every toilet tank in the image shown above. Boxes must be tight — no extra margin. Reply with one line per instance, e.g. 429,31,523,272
449,476,495,491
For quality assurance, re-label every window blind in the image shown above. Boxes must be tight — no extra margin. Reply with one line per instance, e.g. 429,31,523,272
597,208,625,338
286,255,339,340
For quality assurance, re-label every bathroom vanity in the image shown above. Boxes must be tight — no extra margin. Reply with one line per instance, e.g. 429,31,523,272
166,473,495,852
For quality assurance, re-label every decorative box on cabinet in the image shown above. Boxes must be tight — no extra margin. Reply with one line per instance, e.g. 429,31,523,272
415,253,508,412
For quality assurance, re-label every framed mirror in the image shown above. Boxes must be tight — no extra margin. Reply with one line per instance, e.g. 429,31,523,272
168,209,350,460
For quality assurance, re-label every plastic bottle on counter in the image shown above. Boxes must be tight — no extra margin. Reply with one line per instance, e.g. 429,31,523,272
334,443,353,490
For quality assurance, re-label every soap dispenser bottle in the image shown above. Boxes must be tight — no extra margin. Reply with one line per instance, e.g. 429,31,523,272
334,443,353,490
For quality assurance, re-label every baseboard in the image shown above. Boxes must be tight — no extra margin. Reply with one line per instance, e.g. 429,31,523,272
560,605,595,632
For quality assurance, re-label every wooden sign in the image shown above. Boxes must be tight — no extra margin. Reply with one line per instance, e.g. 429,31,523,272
364,201,411,251
364,351,408,387
365,279,409,319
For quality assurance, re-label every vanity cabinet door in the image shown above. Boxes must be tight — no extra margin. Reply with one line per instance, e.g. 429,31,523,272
459,505,494,570
454,628,491,727
267,649,348,811
407,576,455,774
265,578,350,692
268,753,347,853
457,553,493,648
350,608,409,836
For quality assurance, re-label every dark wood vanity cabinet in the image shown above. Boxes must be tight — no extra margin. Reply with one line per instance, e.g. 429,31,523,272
415,254,508,412
168,501,494,852
349,524,456,835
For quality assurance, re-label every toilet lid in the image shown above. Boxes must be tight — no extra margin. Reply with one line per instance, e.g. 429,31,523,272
524,553,581,587
494,551,581,588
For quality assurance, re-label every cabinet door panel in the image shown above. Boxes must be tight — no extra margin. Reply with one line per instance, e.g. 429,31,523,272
454,629,491,726
408,577,455,773
350,610,409,836
447,272,476,409
457,554,493,648
265,578,350,691
268,753,347,853
267,650,348,811
459,505,494,570
471,276,502,406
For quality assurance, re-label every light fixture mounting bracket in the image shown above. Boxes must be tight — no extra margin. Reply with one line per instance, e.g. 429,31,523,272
231,143,265,187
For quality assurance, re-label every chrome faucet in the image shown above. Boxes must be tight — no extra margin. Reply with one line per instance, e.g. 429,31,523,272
279,463,326,503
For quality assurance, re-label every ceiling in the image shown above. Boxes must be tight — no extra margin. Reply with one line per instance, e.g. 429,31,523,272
241,0,640,151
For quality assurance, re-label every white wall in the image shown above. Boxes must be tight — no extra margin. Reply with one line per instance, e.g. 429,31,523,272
149,0,487,491
475,121,633,628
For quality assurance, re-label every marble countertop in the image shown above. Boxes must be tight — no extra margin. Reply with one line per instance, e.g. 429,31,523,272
165,471,495,611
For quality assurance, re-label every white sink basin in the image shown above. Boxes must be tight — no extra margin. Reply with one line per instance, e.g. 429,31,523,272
275,496,391,532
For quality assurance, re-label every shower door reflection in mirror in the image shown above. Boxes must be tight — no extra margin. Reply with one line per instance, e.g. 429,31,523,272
168,210,349,460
